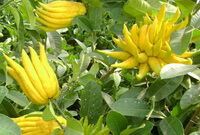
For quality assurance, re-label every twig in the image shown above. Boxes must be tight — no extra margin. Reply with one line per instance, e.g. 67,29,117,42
99,68,115,81
52,101,67,120
184,107,200,135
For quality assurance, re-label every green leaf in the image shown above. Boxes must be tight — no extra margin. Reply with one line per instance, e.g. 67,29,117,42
123,0,152,18
47,31,62,56
1,99,18,117
170,26,194,55
10,7,24,51
120,87,143,99
102,92,115,108
62,90,78,108
80,81,103,124
146,76,183,101
88,63,99,75
120,124,145,135
191,10,200,28
71,61,81,81
89,7,102,31
57,65,67,77
104,2,131,22
175,0,195,16
64,118,83,135
79,51,90,73
72,15,93,32
110,24,123,35
0,86,8,104
159,116,184,135
113,72,121,89
180,84,200,109
0,114,21,135
51,128,62,135
131,121,154,135
111,98,150,118
6,91,29,107
106,111,128,135
160,64,198,79
42,103,56,121
21,0,36,28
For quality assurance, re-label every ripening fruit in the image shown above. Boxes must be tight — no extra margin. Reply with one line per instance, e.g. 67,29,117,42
4,43,60,105
36,1,86,31
98,4,194,80
12,113,67,135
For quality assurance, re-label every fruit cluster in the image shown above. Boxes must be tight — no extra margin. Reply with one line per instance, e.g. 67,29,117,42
12,114,66,135
98,4,193,80
4,43,59,105
36,1,86,31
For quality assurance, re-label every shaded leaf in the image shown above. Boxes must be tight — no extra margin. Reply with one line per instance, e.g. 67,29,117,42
180,83,200,109
111,98,150,118
89,7,102,31
147,76,183,101
0,86,8,104
72,15,93,32
6,91,29,107
80,81,103,124
106,111,128,135
159,116,184,135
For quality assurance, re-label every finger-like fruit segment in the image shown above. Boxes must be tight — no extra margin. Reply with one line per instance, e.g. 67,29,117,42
39,43,59,99
6,67,36,104
4,54,47,104
139,25,148,51
148,57,162,75
111,57,138,69
153,39,162,56
29,47,53,98
98,50,131,61
36,17,68,29
136,63,150,80
131,24,139,46
36,8,79,19
163,55,193,65
37,12,73,25
22,50,48,101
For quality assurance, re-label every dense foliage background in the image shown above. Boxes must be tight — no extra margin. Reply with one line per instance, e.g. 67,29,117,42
0,0,200,135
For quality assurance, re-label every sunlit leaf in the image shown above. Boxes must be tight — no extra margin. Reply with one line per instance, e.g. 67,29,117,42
160,64,198,79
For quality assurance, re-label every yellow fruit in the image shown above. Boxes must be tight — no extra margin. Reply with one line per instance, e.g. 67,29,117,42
139,25,148,51
111,57,138,69
22,50,48,100
36,7,79,19
97,50,131,61
136,63,150,80
4,54,47,105
148,57,161,75
12,114,66,135
36,17,68,29
39,43,59,99
153,39,162,56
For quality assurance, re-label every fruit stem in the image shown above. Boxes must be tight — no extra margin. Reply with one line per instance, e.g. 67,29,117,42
99,68,115,81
